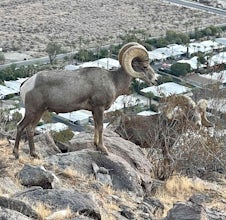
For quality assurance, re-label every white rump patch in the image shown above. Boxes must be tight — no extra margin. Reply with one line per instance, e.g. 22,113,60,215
20,75,37,103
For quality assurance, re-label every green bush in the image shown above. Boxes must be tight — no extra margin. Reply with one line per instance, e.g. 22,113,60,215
171,62,191,77
51,129,74,143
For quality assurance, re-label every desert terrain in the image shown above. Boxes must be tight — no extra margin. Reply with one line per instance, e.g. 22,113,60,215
1,0,226,57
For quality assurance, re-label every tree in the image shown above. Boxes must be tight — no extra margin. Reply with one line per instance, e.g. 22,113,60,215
171,62,191,77
46,42,62,64
0,52,5,65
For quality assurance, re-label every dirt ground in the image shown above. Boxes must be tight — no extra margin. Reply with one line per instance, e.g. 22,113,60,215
1,0,226,58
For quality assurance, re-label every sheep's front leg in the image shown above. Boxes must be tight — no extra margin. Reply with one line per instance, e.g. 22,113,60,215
93,107,109,155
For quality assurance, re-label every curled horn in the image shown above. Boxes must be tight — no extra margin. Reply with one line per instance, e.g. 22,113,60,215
121,44,149,78
162,95,196,120
118,42,140,66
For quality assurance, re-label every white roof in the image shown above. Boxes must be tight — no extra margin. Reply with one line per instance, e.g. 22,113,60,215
141,82,191,97
188,40,223,54
106,93,149,112
4,78,27,93
209,52,226,66
0,85,16,98
215,38,226,46
178,56,205,69
137,110,159,116
148,44,187,60
59,110,92,122
65,58,120,70
64,64,79,70
92,58,120,69
36,122,68,133
149,40,225,61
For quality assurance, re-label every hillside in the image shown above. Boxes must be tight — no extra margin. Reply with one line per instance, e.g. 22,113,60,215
0,130,225,219
1,0,226,57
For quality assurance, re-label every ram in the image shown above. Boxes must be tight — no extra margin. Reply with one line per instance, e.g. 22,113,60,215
13,42,157,158
113,95,213,179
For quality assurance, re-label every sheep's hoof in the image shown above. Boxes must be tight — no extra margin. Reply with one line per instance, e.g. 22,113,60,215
30,152,40,159
13,150,19,159
97,145,109,156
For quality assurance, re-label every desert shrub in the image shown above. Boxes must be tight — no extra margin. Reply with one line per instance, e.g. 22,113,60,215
51,129,74,143
169,129,226,176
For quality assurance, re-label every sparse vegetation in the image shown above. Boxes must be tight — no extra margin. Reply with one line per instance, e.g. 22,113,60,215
0,1,226,219
51,129,74,143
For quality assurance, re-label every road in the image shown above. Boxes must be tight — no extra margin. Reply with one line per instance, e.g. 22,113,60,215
1,0,226,71
165,0,226,16
0,53,72,70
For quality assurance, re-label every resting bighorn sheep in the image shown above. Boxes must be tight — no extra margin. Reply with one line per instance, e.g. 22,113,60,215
115,95,213,149
113,95,213,179
13,42,157,158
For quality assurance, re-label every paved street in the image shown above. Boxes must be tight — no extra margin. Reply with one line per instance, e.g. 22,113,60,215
165,0,226,16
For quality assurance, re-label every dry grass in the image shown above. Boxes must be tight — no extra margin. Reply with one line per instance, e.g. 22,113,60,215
155,175,226,217
1,0,226,57
33,202,52,220
155,175,209,216
0,138,225,219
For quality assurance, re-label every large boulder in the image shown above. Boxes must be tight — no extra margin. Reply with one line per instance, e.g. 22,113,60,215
164,200,226,220
0,206,32,220
13,187,101,220
17,164,60,189
69,129,152,179
45,150,144,195
0,196,40,219
21,132,61,158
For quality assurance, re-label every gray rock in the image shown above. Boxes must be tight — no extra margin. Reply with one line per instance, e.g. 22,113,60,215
189,193,211,205
119,204,136,219
69,129,152,181
0,177,22,195
13,188,101,220
0,206,33,220
164,201,208,220
143,197,164,217
92,162,112,186
164,201,226,220
46,150,143,195
17,164,57,189
21,132,61,158
0,196,40,219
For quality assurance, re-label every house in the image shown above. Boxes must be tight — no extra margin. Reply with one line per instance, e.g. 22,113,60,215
178,56,206,70
141,82,192,98
106,93,150,112
0,85,17,99
65,58,120,71
36,122,69,133
58,110,92,125
148,44,187,61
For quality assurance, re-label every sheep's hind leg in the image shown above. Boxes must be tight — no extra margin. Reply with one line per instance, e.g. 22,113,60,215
13,115,31,159
93,108,109,155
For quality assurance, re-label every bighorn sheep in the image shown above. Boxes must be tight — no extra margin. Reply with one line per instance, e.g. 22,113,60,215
112,95,213,179
13,42,157,158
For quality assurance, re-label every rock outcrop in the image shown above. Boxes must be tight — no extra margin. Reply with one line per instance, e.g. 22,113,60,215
0,129,225,219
